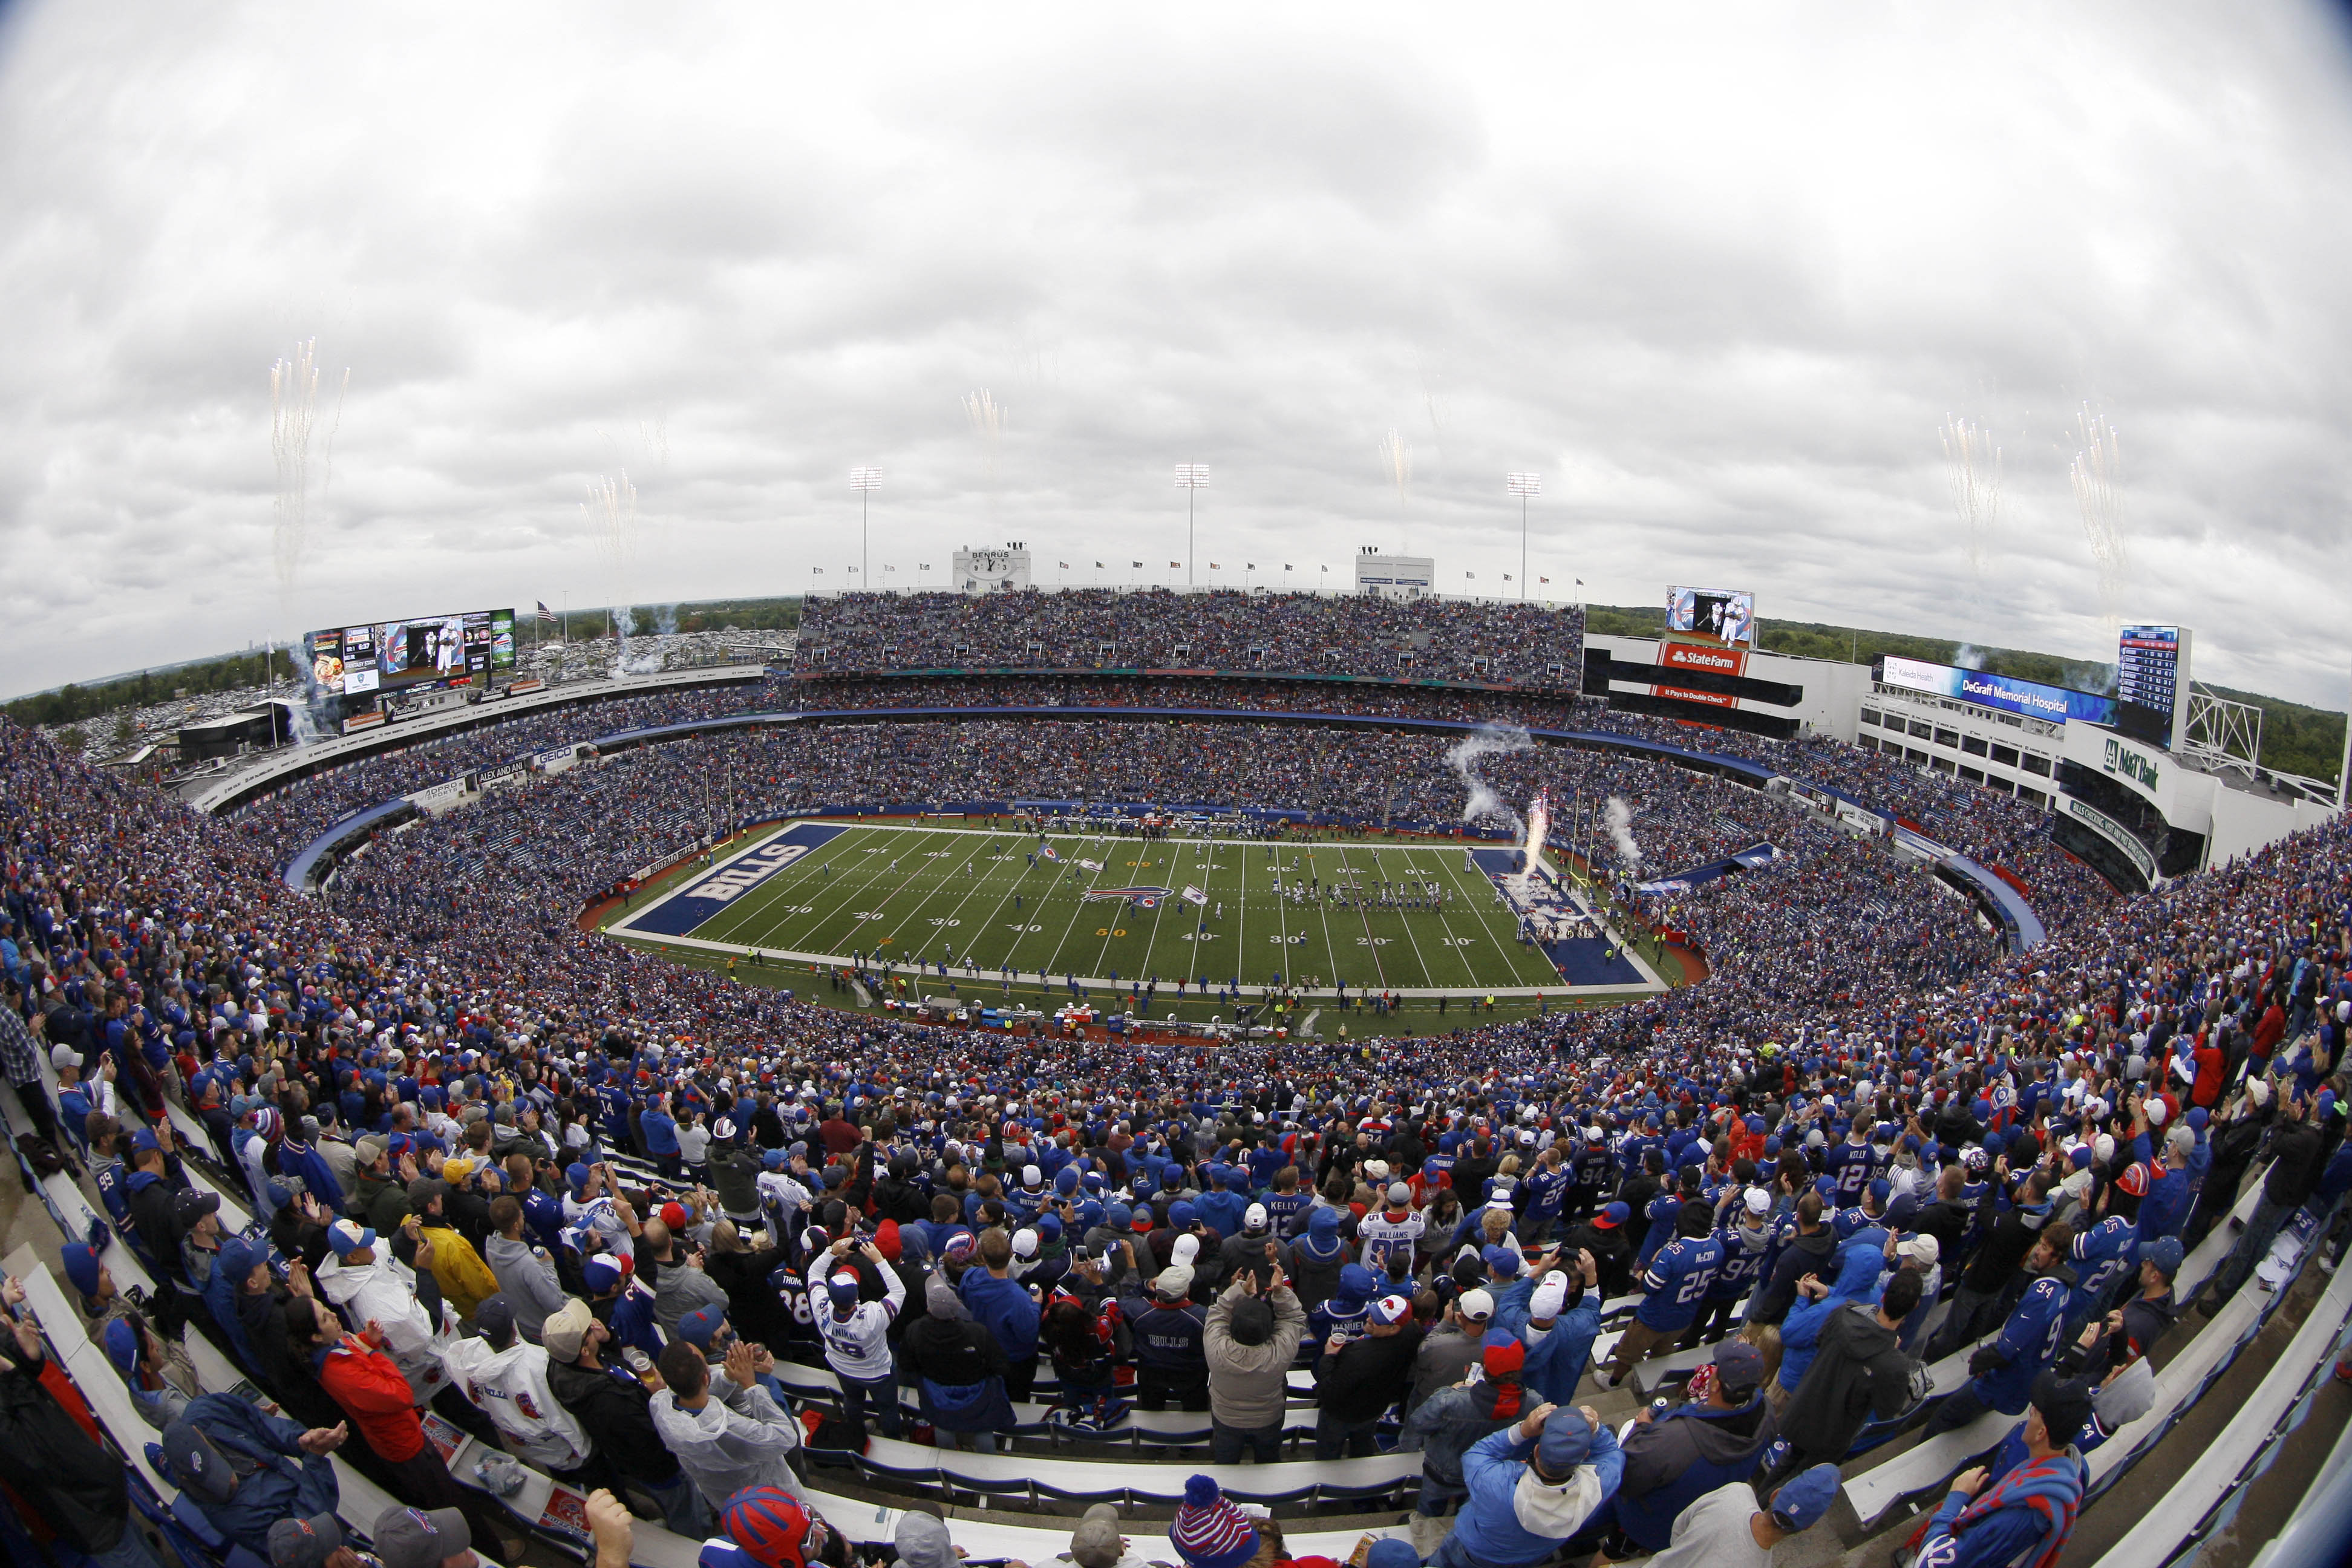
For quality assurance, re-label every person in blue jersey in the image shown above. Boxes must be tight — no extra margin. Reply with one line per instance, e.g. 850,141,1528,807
1684,1186,1774,1349
1519,1146,1567,1244
1595,1204,1723,1388
1633,1169,1696,1276
1827,1122,1875,1203
2063,1164,2142,1330
1924,1222,2077,1434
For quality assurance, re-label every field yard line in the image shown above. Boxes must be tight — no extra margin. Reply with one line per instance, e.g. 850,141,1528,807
1372,846,1439,988
870,830,995,971
1132,840,1195,987
1433,843,1543,983
1039,843,1114,982
918,831,1029,972
734,826,886,952
1307,852,1344,992
1347,858,1390,990
1269,848,1293,985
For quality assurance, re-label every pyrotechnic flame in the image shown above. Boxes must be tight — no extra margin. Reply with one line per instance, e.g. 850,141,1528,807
1939,415,2003,577
2068,406,2126,620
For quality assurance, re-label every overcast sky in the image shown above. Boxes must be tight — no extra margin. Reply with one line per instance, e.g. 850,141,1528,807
4,5,2350,703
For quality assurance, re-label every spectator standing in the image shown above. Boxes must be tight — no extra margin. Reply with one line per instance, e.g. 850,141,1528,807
1314,1292,1423,1459
541,1298,707,1538
649,1337,808,1511
1120,1266,1212,1411
903,1273,1014,1451
1604,1339,1780,1557
1203,1266,1307,1463
1766,1269,1922,1481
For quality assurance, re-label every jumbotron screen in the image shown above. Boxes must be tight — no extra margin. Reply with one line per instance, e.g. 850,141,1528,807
307,608,515,701
1665,585,1757,647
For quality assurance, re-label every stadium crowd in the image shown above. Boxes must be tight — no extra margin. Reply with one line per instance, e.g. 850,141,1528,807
784,676,1587,731
4,624,2339,1568
799,592,1585,690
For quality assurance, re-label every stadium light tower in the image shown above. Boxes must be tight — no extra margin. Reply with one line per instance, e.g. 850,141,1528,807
850,466,883,587
1507,473,1541,603
1174,464,1209,587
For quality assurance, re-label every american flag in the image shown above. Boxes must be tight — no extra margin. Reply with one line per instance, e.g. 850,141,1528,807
536,601,557,626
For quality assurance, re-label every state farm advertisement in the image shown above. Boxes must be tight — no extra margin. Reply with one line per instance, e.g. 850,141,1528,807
1654,639,1744,708
1659,641,1748,678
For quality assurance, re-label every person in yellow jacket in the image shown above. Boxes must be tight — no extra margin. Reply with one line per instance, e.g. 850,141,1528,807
406,1178,502,1321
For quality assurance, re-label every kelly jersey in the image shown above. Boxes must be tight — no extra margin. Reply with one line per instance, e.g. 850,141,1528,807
1827,1141,1875,1199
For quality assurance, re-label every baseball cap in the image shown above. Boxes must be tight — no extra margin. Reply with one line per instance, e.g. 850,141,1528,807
582,1255,624,1293
2030,1370,2096,1442
1370,1293,1412,1327
541,1298,595,1361
1594,1201,1630,1229
473,1295,516,1344
48,1043,80,1071
374,1504,471,1568
327,1218,376,1258
172,1189,221,1227
1714,1339,1766,1396
2143,1236,2185,1279
1457,1287,1495,1322
1155,1264,1195,1297
1070,1508,1126,1568
1896,1235,1941,1269
1243,1203,1268,1230
1768,1463,1841,1531
407,1176,449,1209
1483,1244,1524,1278
270,1516,345,1568
679,1303,730,1349
60,1243,102,1298
1528,1273,1569,1321
161,1421,235,1502
1535,1407,1593,1472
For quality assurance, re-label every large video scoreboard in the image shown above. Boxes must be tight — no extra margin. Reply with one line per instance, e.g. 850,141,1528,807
306,608,515,713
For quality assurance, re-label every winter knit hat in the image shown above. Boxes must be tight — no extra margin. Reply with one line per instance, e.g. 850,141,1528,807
1168,1476,1260,1568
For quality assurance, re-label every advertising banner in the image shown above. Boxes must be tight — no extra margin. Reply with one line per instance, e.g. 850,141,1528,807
1877,655,2118,727
1660,641,1749,678
2064,795,2160,884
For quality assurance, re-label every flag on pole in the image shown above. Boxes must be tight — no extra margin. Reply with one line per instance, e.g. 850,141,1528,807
813,567,825,575
1503,573,1514,581
1465,572,1476,580
1059,561,1070,568
1132,560,1143,568
1096,561,1105,568
1168,560,1180,567
537,601,557,626
1181,884,1208,906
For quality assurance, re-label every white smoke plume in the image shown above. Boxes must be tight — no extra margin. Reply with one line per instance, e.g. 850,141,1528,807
1605,795,1643,867
1446,723,1534,829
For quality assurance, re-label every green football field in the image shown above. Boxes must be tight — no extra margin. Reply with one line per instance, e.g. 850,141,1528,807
604,820,1664,1002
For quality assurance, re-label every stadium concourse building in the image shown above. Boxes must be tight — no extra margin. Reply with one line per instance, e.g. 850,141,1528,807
1581,623,2333,894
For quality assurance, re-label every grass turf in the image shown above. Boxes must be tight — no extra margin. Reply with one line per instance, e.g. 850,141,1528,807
600,820,1676,1033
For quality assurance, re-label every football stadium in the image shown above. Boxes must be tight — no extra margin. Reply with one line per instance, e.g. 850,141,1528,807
7,11,2352,1568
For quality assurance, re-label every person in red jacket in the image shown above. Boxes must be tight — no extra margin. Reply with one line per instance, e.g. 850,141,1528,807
2192,1034,2228,1109
286,1297,518,1562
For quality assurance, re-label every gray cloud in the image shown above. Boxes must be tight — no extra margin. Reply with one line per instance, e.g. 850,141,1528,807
2,5,2350,703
